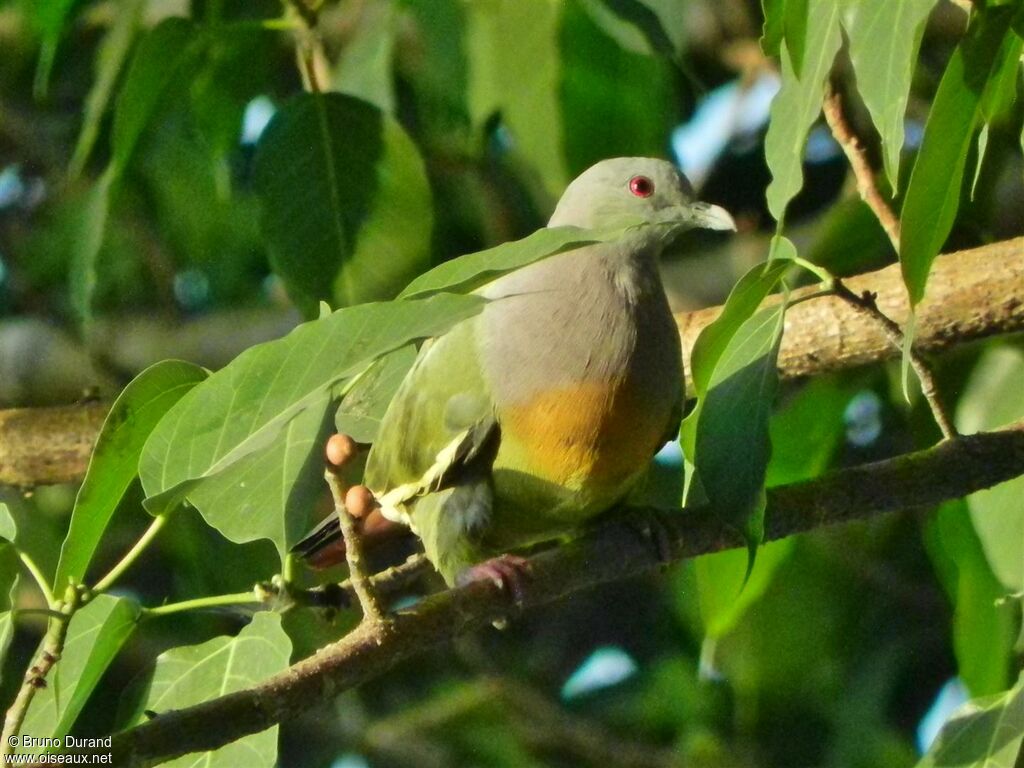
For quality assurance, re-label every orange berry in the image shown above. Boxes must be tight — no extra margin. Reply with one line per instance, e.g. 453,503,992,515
325,433,357,467
345,484,376,519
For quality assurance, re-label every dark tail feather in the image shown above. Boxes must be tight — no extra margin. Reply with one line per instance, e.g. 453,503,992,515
291,514,345,568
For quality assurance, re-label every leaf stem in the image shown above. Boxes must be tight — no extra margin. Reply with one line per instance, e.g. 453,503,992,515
142,591,261,618
92,514,168,594
17,552,55,610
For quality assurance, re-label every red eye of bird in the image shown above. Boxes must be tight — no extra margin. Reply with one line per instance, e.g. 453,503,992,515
628,175,654,197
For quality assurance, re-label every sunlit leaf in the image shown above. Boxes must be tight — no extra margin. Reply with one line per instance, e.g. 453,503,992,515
900,7,1021,307
55,361,207,591
575,0,684,58
763,0,842,222
686,303,787,546
0,502,15,543
253,92,432,314
784,0,809,77
398,223,638,299
465,0,568,196
185,392,334,560
139,294,485,515
915,670,1024,768
842,0,936,191
927,500,1016,697
19,596,139,752
126,612,291,768
957,346,1024,596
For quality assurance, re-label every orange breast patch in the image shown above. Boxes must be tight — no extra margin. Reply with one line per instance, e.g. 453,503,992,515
498,380,666,490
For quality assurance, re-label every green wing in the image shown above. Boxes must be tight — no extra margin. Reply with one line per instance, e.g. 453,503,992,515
364,317,497,520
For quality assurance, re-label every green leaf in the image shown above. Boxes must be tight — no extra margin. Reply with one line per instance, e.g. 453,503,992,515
21,0,76,97
19,596,139,751
695,538,795,639
54,361,207,592
684,301,787,552
139,294,486,516
928,500,1016,697
465,0,568,196
72,17,206,323
398,224,638,300
761,0,785,56
784,0,809,77
185,392,334,560
763,0,843,222
561,1,679,173
957,346,1024,596
682,258,790,416
334,0,398,112
575,0,685,58
0,502,16,542
842,0,936,191
253,92,433,314
68,0,145,179
127,612,291,768
0,544,19,669
915,669,1024,768
110,18,204,173
899,7,1020,307
335,345,417,443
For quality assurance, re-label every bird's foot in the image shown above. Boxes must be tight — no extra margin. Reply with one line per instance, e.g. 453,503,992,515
456,554,533,605
625,509,676,567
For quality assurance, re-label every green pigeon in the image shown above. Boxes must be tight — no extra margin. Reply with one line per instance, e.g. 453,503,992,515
296,157,735,589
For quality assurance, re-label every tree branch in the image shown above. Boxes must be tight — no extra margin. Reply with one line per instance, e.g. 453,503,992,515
3,237,1022,489
103,421,1024,768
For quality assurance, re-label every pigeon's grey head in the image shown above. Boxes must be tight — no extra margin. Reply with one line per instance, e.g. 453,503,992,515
548,157,735,236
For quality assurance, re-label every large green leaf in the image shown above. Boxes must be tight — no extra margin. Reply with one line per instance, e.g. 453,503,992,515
19,596,139,752
900,7,1021,307
126,612,291,768
957,346,1024,596
398,224,638,300
686,303,787,543
139,294,485,515
253,92,432,314
842,0,936,191
465,0,568,196
928,500,1016,697
55,361,207,592
185,392,334,561
763,0,843,222
335,345,417,443
760,0,785,56
915,670,1024,768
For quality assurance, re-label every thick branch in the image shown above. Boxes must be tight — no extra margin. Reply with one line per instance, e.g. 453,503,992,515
678,236,1024,391
106,422,1024,768
2,237,1022,488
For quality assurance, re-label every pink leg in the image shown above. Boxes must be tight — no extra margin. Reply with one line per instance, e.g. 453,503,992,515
456,554,533,604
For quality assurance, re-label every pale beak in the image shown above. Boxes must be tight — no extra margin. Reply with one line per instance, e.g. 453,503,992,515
688,202,737,232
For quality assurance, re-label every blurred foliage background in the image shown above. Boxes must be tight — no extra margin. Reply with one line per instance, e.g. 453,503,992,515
0,0,1022,766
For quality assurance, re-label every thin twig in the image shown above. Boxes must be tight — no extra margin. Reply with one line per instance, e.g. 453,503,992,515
324,469,388,625
1,585,79,758
822,81,901,251
833,278,958,440
821,81,957,440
